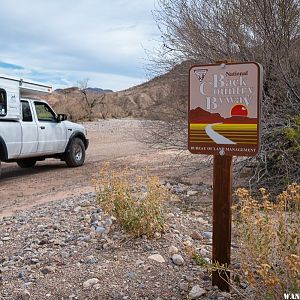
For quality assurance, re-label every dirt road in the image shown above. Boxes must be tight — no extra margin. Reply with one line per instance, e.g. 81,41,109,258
0,119,212,217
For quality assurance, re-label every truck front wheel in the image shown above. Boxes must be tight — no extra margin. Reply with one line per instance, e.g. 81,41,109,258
17,159,36,168
65,137,85,167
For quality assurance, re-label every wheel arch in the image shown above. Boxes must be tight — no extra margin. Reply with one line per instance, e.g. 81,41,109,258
65,131,88,153
0,136,8,161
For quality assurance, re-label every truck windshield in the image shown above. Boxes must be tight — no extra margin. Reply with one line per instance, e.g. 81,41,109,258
0,89,6,116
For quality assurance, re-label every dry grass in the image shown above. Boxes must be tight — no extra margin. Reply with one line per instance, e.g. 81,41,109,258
233,183,300,299
93,163,168,238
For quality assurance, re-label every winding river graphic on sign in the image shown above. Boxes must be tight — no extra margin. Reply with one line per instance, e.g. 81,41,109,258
189,63,261,156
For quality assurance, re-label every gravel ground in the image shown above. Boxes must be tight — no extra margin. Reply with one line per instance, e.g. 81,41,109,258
0,119,211,217
0,181,244,300
0,120,247,299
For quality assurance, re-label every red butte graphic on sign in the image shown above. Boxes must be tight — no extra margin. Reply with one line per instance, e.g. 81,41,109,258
189,62,263,156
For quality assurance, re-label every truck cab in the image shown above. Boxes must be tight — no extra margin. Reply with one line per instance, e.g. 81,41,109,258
0,76,89,174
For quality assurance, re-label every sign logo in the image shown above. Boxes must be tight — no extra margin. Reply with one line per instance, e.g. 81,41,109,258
188,62,263,156
194,69,208,82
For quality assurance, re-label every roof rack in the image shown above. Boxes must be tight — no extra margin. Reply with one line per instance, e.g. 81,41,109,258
0,75,52,97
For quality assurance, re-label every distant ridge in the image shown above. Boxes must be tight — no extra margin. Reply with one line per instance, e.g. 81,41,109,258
86,87,113,94
55,87,113,94
55,87,79,94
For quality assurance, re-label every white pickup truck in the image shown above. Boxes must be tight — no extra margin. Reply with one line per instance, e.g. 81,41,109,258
0,75,89,175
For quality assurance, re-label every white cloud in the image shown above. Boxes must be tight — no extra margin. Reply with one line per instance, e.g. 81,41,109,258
0,0,160,90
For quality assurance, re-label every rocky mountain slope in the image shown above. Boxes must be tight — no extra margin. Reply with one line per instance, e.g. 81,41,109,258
48,61,194,121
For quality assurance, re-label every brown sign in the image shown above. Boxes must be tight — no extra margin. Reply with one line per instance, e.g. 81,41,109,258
189,62,263,156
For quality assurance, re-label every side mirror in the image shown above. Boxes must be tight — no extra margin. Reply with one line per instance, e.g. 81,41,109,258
57,114,67,122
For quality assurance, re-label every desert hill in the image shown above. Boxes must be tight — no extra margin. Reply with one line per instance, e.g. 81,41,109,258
47,61,195,121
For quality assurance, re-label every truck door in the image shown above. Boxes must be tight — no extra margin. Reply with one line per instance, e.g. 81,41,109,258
19,100,38,156
33,101,67,154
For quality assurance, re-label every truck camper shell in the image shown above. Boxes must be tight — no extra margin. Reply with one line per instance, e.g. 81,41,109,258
0,75,52,120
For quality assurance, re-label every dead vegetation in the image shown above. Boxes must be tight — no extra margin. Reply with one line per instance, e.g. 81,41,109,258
233,183,300,299
147,0,300,194
94,163,169,238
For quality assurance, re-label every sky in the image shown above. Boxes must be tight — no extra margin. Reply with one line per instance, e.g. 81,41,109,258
0,0,161,91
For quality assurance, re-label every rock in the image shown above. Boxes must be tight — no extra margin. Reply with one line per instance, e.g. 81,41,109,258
40,266,55,274
95,227,105,234
91,213,99,223
1,237,11,241
187,190,198,196
192,211,202,217
135,259,144,266
183,240,193,247
84,255,98,264
74,206,81,213
179,281,189,292
200,248,209,256
144,244,152,251
127,271,136,279
168,245,179,255
189,285,206,299
30,258,39,264
94,284,101,290
61,251,70,259
78,235,91,242
102,243,110,249
196,217,208,225
203,231,213,239
104,218,112,227
172,254,184,266
190,231,202,241
18,271,25,279
148,254,165,263
19,289,31,299
83,278,99,288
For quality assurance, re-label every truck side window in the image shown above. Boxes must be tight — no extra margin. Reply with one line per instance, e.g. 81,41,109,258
0,89,7,116
34,102,56,122
21,101,33,122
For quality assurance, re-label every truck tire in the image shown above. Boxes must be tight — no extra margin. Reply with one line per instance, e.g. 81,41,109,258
17,159,37,168
65,137,85,167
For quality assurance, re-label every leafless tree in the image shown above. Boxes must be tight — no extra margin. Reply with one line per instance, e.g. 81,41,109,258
78,79,108,121
145,0,300,193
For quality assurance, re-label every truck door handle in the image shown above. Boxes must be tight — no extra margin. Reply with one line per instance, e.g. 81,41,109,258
40,126,45,129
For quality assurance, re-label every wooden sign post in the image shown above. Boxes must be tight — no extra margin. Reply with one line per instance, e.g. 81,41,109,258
212,155,232,291
189,62,263,291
